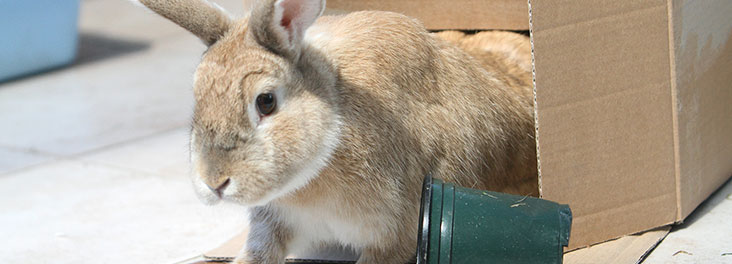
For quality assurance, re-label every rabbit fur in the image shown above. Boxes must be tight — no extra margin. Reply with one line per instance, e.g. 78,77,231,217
135,0,537,263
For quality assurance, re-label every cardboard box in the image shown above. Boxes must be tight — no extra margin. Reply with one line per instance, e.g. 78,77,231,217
531,0,732,250
326,0,529,30
324,0,732,251
215,0,732,261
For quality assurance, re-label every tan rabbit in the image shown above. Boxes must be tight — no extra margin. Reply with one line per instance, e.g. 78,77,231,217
135,0,537,263
433,30,534,105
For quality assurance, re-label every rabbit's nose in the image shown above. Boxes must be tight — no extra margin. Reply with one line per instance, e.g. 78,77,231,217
207,178,231,197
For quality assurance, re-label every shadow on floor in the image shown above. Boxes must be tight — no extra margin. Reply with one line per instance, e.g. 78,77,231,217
74,31,151,66
0,32,150,85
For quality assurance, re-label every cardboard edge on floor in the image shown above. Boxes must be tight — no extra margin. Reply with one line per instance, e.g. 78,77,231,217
198,226,670,264
564,226,671,264
202,227,360,263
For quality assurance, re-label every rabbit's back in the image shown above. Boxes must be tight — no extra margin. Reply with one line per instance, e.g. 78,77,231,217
298,11,538,200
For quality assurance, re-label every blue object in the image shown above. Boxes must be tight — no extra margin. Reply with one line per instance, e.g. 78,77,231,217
0,0,80,82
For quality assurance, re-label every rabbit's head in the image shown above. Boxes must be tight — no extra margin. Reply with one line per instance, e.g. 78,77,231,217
139,0,340,206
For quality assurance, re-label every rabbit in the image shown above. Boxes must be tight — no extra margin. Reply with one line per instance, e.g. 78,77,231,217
134,0,538,263
434,31,533,73
432,30,534,117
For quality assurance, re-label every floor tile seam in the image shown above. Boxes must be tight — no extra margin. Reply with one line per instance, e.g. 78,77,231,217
64,124,189,159
0,144,61,157
0,125,188,178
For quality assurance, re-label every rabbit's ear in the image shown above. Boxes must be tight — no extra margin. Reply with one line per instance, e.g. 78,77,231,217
249,0,325,62
137,0,232,46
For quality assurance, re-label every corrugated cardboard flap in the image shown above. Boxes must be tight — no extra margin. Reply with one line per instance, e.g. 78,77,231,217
325,0,529,30
203,228,359,263
565,226,670,264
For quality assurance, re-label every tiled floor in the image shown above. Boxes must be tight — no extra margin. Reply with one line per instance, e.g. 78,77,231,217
1,1,730,264
644,178,732,263
0,1,248,263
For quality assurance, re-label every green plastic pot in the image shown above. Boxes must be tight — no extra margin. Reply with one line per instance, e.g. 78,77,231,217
417,174,572,264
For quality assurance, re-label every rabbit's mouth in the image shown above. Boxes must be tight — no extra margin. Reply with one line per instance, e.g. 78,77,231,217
212,178,231,198
192,170,283,207
193,176,225,205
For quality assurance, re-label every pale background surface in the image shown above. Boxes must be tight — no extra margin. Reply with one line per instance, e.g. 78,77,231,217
0,1,248,263
0,1,729,263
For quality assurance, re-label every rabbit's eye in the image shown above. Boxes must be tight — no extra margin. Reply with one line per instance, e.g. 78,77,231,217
256,93,277,116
